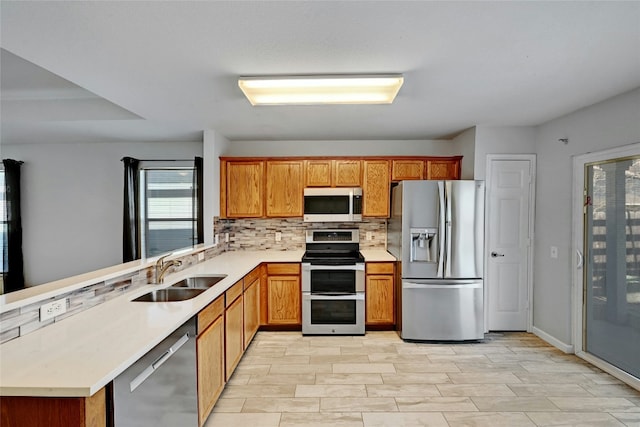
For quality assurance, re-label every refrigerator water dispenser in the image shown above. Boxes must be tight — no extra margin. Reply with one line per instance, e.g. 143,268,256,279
409,228,438,263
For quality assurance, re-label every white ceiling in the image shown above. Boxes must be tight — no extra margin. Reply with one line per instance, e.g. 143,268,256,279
1,1,639,144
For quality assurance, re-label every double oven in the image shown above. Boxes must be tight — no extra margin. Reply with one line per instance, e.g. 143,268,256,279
301,229,365,335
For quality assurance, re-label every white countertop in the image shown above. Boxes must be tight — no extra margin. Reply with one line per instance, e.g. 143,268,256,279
0,249,395,397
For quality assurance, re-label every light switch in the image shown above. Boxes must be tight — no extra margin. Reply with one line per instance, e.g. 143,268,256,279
550,246,558,259
275,232,282,242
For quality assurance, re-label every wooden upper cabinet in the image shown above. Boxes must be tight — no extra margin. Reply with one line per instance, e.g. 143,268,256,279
221,156,461,219
334,160,361,186
266,160,304,217
305,160,333,187
305,159,361,187
392,159,425,181
362,160,390,217
426,158,461,180
223,160,264,218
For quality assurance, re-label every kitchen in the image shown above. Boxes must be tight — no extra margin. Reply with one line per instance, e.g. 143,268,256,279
1,2,640,426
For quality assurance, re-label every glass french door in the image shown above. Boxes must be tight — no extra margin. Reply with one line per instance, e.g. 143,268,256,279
584,156,640,379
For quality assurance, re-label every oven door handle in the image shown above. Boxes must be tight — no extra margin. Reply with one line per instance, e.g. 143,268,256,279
311,292,361,297
302,263,365,271
303,293,365,300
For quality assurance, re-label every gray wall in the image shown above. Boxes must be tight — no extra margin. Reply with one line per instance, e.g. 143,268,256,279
204,130,230,240
473,126,537,180
533,87,640,345
451,127,476,179
2,141,202,286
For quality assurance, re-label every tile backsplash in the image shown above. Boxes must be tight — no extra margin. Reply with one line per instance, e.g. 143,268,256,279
0,217,387,345
217,217,387,251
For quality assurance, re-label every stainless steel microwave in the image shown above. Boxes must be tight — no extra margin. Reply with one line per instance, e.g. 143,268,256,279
303,187,363,222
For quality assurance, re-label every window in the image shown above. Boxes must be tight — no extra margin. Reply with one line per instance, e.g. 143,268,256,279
140,167,197,258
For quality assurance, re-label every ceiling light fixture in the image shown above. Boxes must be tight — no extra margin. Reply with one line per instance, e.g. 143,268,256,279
238,74,404,106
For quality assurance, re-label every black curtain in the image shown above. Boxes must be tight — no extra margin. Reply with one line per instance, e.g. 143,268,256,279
2,159,25,292
194,156,204,244
122,157,140,262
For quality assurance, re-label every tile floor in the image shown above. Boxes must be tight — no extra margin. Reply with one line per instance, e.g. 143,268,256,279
205,331,640,426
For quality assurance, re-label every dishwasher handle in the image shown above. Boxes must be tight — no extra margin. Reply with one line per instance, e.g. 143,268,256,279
129,332,190,392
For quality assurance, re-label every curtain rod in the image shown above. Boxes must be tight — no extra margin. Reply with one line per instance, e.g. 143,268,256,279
120,157,199,162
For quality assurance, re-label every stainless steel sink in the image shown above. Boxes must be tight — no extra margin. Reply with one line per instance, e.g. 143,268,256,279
170,275,227,289
133,288,205,302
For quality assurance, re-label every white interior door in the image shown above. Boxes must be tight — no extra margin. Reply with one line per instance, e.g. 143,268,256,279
486,156,535,331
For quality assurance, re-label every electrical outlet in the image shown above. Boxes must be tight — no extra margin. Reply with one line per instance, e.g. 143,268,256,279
198,252,205,261
214,234,219,245
366,231,373,241
275,232,282,242
225,232,230,243
550,246,558,259
40,298,67,321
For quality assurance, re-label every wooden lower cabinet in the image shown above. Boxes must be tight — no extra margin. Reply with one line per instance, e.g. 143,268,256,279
365,263,395,326
0,388,106,427
197,312,224,426
266,263,301,325
267,276,301,324
243,276,260,347
225,291,244,379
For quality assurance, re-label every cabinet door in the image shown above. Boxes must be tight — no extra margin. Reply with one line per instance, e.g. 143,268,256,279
362,160,390,217
392,159,424,181
225,295,244,379
305,160,333,187
226,161,264,217
197,315,224,426
243,278,260,348
426,159,461,180
365,275,395,325
266,160,304,217
267,275,301,324
334,160,362,186
0,389,106,427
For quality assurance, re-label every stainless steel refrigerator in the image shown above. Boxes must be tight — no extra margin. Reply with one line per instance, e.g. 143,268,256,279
388,180,485,341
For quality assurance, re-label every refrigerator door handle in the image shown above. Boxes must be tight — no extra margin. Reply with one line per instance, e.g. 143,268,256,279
437,181,446,276
444,181,453,277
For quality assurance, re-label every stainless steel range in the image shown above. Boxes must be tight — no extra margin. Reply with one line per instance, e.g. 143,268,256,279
301,229,365,335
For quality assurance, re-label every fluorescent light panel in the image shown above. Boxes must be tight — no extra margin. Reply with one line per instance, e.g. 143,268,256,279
238,75,404,105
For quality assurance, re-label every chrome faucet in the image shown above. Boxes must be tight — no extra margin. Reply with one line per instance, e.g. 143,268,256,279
155,255,183,284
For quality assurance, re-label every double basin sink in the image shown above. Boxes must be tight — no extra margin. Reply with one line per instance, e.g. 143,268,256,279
133,275,227,302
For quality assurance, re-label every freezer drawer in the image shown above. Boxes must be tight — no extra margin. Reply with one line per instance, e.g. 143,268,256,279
401,280,484,341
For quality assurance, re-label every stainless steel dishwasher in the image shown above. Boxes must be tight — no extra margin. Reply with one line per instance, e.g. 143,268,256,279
113,317,198,426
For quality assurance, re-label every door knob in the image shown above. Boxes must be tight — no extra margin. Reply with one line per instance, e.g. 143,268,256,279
491,251,505,258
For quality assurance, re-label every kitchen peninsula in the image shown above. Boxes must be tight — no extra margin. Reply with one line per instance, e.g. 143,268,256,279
0,248,394,426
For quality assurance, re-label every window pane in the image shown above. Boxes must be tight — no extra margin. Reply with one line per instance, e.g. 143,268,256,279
585,157,640,379
142,168,196,258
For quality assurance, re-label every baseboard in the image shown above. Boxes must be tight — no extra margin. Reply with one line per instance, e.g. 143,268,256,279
532,326,574,353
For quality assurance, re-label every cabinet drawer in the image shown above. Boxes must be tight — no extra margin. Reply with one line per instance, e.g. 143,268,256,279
244,266,261,290
266,263,300,275
366,262,394,275
198,295,224,334
226,279,243,307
